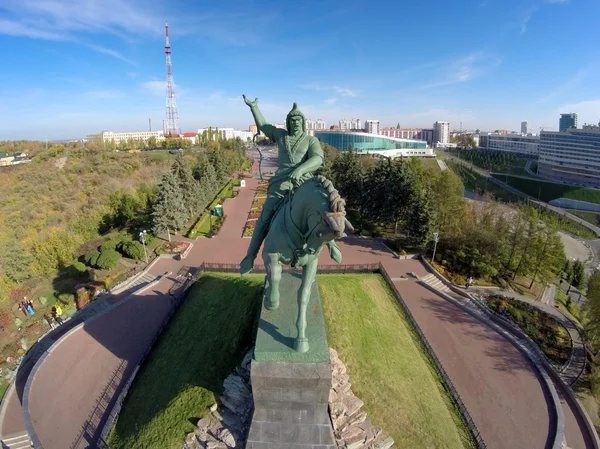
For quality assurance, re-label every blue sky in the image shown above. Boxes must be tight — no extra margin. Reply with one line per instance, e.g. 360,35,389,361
0,0,599,140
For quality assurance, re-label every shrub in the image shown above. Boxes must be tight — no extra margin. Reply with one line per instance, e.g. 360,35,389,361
57,292,75,303
95,250,121,270
84,249,101,267
99,240,119,252
68,261,87,277
120,241,145,260
75,287,91,309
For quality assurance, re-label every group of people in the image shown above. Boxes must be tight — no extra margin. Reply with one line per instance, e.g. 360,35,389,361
18,297,65,330
43,305,64,330
18,298,35,316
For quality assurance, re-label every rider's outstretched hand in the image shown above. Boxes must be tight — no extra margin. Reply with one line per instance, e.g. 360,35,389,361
242,95,258,108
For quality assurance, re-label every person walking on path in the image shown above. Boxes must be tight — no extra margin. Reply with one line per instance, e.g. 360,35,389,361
27,299,35,312
466,276,473,289
44,314,56,330
18,302,28,317
52,307,63,325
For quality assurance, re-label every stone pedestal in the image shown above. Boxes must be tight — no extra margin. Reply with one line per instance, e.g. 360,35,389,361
246,272,336,448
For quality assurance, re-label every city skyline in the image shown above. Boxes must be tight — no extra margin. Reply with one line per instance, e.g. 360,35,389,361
0,0,599,140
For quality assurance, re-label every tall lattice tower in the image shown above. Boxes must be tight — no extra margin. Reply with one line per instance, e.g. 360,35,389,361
164,22,181,136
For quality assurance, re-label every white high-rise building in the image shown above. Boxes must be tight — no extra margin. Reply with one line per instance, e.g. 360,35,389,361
433,121,450,145
364,120,380,135
306,119,326,130
339,119,361,130
521,121,529,134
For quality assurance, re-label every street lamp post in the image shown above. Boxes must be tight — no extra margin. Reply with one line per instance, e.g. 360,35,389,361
432,232,439,263
139,230,148,264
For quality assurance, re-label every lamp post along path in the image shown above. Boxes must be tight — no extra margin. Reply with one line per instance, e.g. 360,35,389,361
432,232,439,263
139,230,149,264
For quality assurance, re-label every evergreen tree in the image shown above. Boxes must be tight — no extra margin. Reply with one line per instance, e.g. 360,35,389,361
171,157,203,215
572,260,586,290
152,171,189,234
209,149,229,183
405,189,433,246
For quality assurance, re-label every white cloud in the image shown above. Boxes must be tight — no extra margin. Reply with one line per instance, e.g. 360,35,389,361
324,98,337,105
557,99,600,126
300,83,360,97
420,52,500,89
141,80,167,97
89,44,134,64
84,89,123,99
519,0,569,34
534,64,597,105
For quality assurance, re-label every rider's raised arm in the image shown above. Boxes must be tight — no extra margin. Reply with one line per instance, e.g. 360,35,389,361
248,104,283,142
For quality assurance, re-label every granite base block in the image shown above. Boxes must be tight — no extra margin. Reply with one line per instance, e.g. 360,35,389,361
247,360,335,448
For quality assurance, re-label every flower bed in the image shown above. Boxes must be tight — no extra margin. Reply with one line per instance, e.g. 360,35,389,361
243,221,256,238
251,197,266,209
486,295,571,365
207,216,226,238
248,209,261,220
159,241,191,255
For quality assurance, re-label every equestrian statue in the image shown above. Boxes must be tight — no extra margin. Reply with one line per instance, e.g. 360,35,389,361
241,95,353,353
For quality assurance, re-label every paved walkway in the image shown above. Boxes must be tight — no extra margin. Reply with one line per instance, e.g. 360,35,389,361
0,162,575,449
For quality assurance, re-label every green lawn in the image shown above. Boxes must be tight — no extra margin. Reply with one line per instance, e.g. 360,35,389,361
492,173,600,204
570,210,600,227
107,273,264,449
319,274,474,448
421,158,441,172
108,273,473,449
0,382,7,403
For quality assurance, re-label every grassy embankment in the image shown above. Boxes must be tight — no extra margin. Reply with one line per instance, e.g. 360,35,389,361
108,273,473,449
492,174,600,204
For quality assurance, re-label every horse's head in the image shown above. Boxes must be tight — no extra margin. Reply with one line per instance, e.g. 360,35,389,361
296,176,354,252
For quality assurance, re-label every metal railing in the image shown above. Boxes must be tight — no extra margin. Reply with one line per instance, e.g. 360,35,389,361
201,262,380,274
378,263,487,449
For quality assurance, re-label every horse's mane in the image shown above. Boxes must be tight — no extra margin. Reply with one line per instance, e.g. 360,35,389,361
310,175,351,237
314,175,346,215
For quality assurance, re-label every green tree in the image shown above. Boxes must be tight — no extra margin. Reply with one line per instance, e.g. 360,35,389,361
512,208,540,280
209,149,229,183
405,189,433,245
0,240,34,284
572,260,586,290
527,220,565,288
152,171,189,234
171,157,203,215
429,169,465,236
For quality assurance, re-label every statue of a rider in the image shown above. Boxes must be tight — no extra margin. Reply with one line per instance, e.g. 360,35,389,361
240,95,342,275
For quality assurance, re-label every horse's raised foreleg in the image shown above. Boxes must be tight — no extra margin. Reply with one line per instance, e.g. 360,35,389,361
295,257,318,353
263,253,281,310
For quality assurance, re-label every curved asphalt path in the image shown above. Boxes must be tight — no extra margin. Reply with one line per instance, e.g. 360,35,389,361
0,160,572,449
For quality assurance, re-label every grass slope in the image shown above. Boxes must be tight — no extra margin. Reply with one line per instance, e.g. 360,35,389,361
109,273,473,449
107,273,264,449
319,274,474,448
492,174,600,204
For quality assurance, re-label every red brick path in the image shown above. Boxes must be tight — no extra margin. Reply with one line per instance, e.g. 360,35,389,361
0,167,584,449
